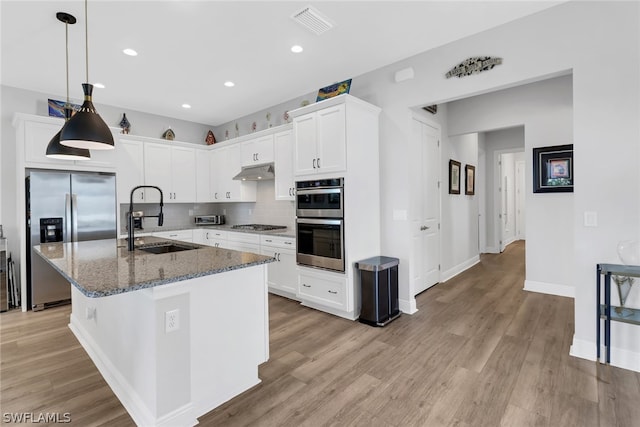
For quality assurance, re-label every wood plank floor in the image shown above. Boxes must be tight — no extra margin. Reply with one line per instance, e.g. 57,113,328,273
2,241,639,426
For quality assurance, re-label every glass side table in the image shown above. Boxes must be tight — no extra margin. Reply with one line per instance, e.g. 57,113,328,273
596,263,640,364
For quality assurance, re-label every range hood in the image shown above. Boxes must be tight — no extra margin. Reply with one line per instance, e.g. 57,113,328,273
232,163,275,181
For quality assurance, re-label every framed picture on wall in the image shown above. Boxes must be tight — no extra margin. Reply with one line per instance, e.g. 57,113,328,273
533,144,573,193
465,164,476,195
449,159,461,194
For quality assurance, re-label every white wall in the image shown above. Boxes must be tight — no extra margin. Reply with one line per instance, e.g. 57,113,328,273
441,133,479,277
344,1,639,370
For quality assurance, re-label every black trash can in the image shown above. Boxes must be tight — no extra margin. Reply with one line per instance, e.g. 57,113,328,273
355,256,400,327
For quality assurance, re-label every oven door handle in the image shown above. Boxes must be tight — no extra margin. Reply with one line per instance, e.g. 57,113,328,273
296,218,343,226
296,187,342,196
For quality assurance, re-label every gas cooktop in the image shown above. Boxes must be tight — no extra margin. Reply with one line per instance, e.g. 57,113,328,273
230,224,287,231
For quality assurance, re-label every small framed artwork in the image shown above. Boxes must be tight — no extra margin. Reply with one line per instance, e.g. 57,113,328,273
533,144,574,193
465,164,476,195
48,98,80,118
449,159,461,194
316,78,352,102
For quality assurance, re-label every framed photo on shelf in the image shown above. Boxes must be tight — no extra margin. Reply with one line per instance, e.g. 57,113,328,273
533,144,573,193
449,159,461,194
465,164,476,195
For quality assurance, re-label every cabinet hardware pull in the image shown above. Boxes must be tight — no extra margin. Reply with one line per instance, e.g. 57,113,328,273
317,158,321,168
312,158,316,169
206,232,209,239
277,253,281,261
284,241,292,245
328,290,337,294
140,192,144,200
303,284,311,287
265,239,272,242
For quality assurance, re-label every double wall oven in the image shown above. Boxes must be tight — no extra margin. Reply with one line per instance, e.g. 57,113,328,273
295,178,345,272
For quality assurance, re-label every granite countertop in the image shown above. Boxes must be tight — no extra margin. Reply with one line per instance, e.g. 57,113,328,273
120,225,296,239
34,236,274,298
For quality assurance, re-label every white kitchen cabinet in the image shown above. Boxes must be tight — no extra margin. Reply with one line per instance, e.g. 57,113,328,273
117,139,145,204
226,231,260,254
144,142,196,203
293,104,346,176
195,149,211,203
193,228,228,247
274,129,295,201
297,268,348,311
153,229,193,243
260,235,297,297
19,115,116,170
210,144,256,202
241,134,274,166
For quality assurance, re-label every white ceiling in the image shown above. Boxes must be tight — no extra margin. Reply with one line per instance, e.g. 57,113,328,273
1,1,564,126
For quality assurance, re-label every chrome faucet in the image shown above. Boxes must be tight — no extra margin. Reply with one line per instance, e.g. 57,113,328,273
128,186,164,251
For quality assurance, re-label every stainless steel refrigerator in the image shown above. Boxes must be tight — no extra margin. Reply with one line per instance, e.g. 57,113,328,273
26,169,117,311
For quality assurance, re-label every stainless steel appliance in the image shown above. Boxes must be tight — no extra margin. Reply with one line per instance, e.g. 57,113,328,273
195,215,225,225
295,178,345,272
296,177,344,218
26,169,117,310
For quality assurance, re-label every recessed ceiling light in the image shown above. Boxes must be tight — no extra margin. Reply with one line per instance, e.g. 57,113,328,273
291,45,303,53
122,48,138,56
182,104,191,109
224,81,235,87
93,83,105,89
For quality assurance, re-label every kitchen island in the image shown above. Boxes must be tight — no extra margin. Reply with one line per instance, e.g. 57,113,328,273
34,237,274,427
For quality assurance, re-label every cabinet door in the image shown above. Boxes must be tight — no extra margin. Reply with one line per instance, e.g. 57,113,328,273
274,130,295,201
222,144,256,202
24,120,75,167
293,113,318,176
298,270,347,309
143,143,172,203
170,146,196,202
117,139,145,204
241,135,274,166
210,148,223,201
316,104,346,174
261,247,297,295
195,149,211,203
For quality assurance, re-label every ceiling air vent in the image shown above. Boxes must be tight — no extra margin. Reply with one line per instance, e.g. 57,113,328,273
291,6,334,35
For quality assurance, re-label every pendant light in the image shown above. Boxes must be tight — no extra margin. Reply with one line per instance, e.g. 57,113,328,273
46,12,91,161
60,0,114,150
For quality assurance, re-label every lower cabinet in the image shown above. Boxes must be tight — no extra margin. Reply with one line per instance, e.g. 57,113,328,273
152,229,193,243
297,268,348,311
260,235,297,298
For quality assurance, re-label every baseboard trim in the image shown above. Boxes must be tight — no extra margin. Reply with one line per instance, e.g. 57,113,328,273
399,297,418,315
570,335,640,373
69,315,198,427
441,256,480,283
524,279,574,298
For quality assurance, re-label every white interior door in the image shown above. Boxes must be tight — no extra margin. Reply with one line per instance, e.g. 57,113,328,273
411,117,441,295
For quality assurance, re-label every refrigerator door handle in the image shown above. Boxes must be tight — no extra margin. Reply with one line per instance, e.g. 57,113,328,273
65,193,72,243
71,194,79,242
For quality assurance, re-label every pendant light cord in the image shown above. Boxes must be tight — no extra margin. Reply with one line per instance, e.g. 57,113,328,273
65,21,70,106
85,0,89,84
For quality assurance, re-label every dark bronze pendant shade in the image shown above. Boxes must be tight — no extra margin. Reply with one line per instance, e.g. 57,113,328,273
46,11,91,161
59,0,114,151
47,107,92,160
60,83,114,150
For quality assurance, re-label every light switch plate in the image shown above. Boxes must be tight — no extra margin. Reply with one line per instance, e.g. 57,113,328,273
584,211,598,227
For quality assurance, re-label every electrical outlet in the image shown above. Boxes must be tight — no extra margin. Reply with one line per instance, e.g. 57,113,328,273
86,306,96,320
165,309,180,333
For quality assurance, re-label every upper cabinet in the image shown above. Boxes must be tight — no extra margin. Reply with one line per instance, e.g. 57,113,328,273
293,104,346,176
241,134,274,166
195,148,211,203
144,142,196,203
210,143,256,202
14,113,117,171
273,129,295,201
117,139,145,204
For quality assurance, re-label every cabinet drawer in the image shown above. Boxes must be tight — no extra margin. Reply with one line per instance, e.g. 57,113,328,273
260,235,295,249
153,230,193,242
227,231,260,244
298,271,347,309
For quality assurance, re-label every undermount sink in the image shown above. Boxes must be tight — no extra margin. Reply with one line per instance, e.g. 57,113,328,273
136,243,200,254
